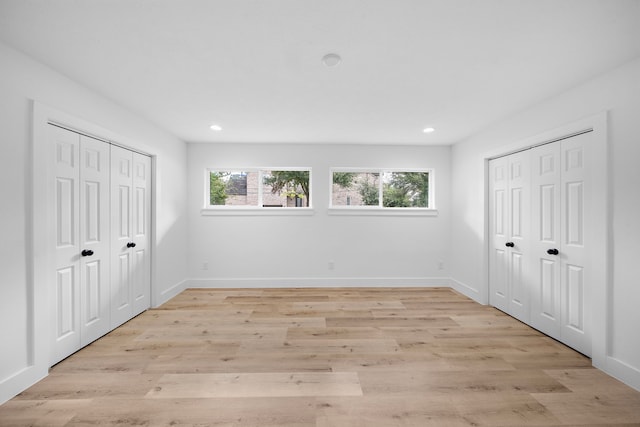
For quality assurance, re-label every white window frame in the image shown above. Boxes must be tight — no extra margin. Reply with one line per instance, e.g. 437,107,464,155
328,167,437,216
202,167,314,216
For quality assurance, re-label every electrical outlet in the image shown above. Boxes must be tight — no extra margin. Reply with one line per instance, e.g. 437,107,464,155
328,261,335,270
437,261,444,270
203,262,209,270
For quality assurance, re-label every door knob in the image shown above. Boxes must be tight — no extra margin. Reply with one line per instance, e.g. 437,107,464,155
505,242,515,247
547,248,559,255
127,242,137,248
81,249,94,257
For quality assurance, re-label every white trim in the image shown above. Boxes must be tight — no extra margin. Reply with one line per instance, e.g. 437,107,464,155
449,278,481,301
1,101,58,405
327,207,438,217
0,366,48,406
186,277,452,289
149,156,159,308
485,128,593,161
47,122,152,157
601,356,640,392
589,112,609,374
156,279,189,308
201,207,315,216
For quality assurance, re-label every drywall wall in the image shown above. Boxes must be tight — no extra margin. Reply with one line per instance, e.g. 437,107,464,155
187,143,451,287
450,56,640,390
0,42,188,404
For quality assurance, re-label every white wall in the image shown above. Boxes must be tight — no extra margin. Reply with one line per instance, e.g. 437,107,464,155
187,143,451,287
0,42,188,404
450,56,640,390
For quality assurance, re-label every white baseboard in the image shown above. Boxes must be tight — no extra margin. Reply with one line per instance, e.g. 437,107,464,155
0,365,48,406
155,279,189,307
185,277,452,289
449,277,481,303
596,355,640,392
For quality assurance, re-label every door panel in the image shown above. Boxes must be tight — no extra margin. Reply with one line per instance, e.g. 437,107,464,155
566,264,584,331
493,249,507,300
56,178,75,247
559,134,590,355
133,248,147,303
511,187,523,238
530,142,562,337
489,151,530,322
83,182,100,242
79,135,110,345
510,252,524,307
132,153,151,315
111,145,134,328
489,157,508,312
115,253,131,309
110,147,151,325
539,258,558,320
539,185,556,242
51,125,81,364
55,267,76,338
507,152,529,322
566,182,584,245
83,260,100,324
119,186,130,237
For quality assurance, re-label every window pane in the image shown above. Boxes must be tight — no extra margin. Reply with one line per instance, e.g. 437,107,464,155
209,171,259,206
262,170,310,207
332,172,380,206
382,171,429,207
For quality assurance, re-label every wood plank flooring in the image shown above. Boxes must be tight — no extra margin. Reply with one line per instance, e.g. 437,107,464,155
2,287,640,426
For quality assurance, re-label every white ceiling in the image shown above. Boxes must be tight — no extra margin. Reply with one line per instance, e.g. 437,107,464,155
1,0,640,145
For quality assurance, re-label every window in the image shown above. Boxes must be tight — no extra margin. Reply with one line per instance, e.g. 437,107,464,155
331,169,432,209
206,168,311,209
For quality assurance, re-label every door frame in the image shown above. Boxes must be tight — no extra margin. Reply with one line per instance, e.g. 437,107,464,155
482,112,608,369
31,101,157,372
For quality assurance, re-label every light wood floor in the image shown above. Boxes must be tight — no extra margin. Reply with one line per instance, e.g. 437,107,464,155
2,288,640,426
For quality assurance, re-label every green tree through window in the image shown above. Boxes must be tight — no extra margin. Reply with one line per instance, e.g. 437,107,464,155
332,170,429,208
263,170,310,207
209,172,228,205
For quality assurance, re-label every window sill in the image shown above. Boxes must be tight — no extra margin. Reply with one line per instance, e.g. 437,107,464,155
201,207,315,216
327,207,438,217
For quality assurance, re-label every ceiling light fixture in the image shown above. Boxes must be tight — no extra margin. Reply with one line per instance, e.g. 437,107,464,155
210,124,222,131
423,127,435,133
322,53,341,67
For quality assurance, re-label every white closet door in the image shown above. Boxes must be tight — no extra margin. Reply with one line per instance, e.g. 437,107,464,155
78,135,111,346
52,125,82,363
530,134,591,356
131,153,151,316
559,133,590,355
489,150,530,322
110,146,151,328
489,156,509,312
530,142,563,339
51,126,110,365
110,145,134,329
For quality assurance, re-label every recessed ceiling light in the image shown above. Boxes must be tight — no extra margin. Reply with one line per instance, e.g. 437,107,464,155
423,127,435,133
210,124,222,131
322,53,341,67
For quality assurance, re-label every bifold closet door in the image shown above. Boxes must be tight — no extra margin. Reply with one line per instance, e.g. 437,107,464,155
51,125,110,365
488,150,530,323
530,134,590,356
110,145,151,329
